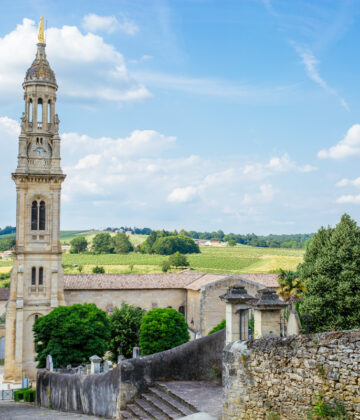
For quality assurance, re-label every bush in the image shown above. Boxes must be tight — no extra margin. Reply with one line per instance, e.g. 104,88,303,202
92,265,105,274
14,388,29,402
168,252,189,268
228,239,237,247
139,308,190,355
161,260,170,272
208,319,226,335
33,303,110,368
24,389,36,403
108,303,146,360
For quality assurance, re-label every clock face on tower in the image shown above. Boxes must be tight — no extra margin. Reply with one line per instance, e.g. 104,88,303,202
28,140,51,159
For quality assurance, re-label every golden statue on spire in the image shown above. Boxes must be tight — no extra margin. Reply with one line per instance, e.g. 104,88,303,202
38,16,45,43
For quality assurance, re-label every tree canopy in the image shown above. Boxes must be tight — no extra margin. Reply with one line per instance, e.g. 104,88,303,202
139,308,189,355
298,214,360,333
33,303,110,368
168,252,190,268
92,232,114,254
112,233,133,254
108,302,145,360
142,232,200,255
70,236,88,254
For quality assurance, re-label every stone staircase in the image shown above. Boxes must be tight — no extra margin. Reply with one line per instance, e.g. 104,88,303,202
120,382,199,419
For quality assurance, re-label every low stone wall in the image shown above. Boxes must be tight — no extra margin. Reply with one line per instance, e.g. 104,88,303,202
37,328,225,418
223,329,360,419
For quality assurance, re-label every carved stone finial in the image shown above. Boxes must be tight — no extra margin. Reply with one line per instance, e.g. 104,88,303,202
38,17,45,43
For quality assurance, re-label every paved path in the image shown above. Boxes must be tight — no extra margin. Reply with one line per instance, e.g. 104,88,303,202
0,401,104,420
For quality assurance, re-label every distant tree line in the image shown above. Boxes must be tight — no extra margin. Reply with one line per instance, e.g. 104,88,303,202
0,226,16,236
104,226,152,235
0,238,15,252
181,230,313,249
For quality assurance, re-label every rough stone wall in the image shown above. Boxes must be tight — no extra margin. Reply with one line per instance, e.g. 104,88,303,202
37,329,225,418
223,329,360,419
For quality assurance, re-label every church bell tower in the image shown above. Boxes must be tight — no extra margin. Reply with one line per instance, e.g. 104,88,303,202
4,18,66,382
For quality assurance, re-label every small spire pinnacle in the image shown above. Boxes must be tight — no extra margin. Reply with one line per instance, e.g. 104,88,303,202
38,16,45,43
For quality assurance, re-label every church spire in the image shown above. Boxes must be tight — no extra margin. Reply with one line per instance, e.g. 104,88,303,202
38,16,45,44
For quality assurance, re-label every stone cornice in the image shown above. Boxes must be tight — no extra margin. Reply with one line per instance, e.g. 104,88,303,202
12,173,66,184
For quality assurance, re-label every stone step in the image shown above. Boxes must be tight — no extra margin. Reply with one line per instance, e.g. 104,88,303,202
134,397,169,420
142,393,181,419
119,410,133,419
127,403,151,419
155,382,199,413
148,387,195,417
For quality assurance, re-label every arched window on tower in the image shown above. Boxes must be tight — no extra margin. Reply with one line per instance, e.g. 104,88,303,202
31,201,38,230
31,267,36,285
48,100,51,124
38,267,43,285
37,98,43,122
39,201,46,230
29,99,33,122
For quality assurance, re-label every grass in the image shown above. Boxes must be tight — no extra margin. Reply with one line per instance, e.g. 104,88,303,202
59,230,147,246
0,234,304,274
61,244,304,274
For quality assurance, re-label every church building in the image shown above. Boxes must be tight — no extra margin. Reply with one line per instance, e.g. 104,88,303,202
2,19,279,383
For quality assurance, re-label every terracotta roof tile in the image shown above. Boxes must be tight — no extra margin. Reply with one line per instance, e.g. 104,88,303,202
64,272,204,290
239,273,279,288
64,272,279,291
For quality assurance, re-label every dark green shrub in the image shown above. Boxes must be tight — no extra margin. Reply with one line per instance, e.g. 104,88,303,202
24,389,36,402
139,308,189,355
161,260,170,272
14,388,29,402
92,265,105,274
208,319,226,335
168,252,189,268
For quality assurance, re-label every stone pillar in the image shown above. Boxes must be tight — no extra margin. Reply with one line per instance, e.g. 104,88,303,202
220,285,255,345
89,355,101,374
253,289,287,338
132,347,141,358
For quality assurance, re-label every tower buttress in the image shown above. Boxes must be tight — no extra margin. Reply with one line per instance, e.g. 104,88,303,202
4,18,66,382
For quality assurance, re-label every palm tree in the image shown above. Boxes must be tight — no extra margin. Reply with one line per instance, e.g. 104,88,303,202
277,269,306,309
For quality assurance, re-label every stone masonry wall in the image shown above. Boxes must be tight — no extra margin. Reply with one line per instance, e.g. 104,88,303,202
37,329,225,418
223,329,360,419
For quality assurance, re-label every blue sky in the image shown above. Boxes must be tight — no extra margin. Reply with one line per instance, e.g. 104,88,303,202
0,0,360,234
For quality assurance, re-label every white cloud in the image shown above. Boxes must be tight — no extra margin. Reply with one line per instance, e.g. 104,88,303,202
168,186,198,203
318,124,360,159
243,184,277,204
0,18,149,105
336,177,360,188
0,117,20,136
82,14,139,35
294,47,349,111
336,195,360,204
243,153,317,179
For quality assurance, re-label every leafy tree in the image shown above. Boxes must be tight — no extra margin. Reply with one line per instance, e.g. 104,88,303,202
277,269,305,305
108,303,145,360
139,308,190,355
92,265,105,274
168,252,189,268
298,214,360,333
161,260,170,272
70,236,88,254
151,236,200,255
33,303,110,368
227,239,236,247
208,319,226,335
92,233,114,254
112,233,133,254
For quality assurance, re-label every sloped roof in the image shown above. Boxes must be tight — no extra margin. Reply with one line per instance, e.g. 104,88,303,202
239,273,280,288
64,272,279,291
